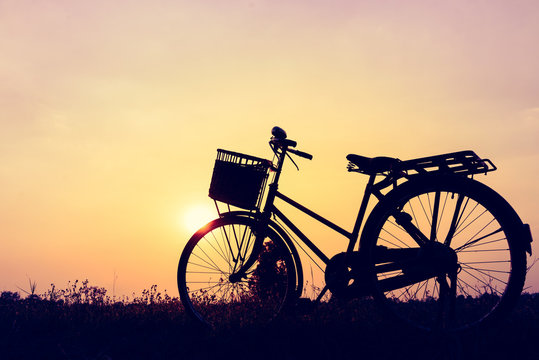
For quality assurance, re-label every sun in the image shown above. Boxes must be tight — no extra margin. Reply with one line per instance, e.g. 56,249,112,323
182,203,216,234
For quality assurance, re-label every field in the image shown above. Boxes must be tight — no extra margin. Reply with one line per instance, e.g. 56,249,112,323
1,281,538,360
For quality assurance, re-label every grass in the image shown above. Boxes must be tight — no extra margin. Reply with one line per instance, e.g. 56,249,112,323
0,281,538,360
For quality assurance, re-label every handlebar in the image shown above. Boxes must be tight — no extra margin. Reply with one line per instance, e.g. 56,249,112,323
270,126,313,161
271,137,297,148
288,148,313,160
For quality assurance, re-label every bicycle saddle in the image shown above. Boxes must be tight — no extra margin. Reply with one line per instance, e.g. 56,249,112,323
346,154,400,175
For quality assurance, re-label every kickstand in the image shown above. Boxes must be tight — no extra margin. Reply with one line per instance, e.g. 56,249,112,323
315,286,329,304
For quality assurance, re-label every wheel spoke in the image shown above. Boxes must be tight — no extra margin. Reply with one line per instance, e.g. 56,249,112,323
456,265,509,274
459,248,509,253
422,278,430,299
459,264,509,285
206,231,233,265
459,236,506,250
370,178,525,331
456,276,484,296
186,260,226,274
217,226,233,270
411,279,429,299
444,193,465,246
453,207,486,239
380,224,412,248
190,251,224,274
459,268,504,295
220,224,236,264
190,282,228,297
418,194,432,228
430,191,441,241
455,226,503,252
407,201,420,229
239,225,255,261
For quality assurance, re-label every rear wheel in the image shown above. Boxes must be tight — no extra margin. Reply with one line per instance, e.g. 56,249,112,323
178,216,296,328
363,175,527,331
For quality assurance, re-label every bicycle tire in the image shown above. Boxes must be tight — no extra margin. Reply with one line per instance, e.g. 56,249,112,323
178,216,297,328
361,174,527,331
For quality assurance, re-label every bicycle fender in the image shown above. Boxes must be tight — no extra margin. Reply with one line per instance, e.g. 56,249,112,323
522,224,533,255
217,210,257,219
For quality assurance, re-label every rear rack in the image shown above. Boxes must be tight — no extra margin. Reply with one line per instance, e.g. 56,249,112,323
398,150,496,177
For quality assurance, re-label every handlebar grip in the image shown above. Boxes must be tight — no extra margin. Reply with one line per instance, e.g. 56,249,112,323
271,138,297,148
288,148,313,160
282,139,297,148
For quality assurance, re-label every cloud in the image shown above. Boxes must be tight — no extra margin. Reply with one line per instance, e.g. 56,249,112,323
520,107,539,127
501,108,539,158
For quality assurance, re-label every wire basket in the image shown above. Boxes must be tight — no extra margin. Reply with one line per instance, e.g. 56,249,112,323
209,149,271,210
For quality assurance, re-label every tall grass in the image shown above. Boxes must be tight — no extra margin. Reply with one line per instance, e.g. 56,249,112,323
0,281,538,360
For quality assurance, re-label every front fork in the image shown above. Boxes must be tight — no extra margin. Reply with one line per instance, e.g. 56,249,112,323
230,181,281,283
228,216,268,283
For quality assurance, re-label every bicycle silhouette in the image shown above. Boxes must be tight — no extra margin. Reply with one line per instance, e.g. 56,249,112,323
178,127,533,331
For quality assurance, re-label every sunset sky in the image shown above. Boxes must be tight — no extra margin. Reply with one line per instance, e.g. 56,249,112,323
1,0,538,297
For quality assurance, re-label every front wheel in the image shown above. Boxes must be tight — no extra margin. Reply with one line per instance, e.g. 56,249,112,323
177,216,297,328
362,175,527,332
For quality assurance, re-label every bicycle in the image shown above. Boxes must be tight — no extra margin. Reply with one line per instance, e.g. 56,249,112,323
177,126,533,331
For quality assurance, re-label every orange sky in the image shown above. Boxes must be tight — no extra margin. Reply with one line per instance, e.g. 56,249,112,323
1,0,538,297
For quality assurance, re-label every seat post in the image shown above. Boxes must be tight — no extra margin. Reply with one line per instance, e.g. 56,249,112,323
348,174,376,252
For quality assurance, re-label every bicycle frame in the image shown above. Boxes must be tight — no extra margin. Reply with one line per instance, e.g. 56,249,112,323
260,144,388,267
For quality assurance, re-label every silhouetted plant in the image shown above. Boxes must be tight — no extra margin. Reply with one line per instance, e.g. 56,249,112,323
0,291,20,302
16,276,38,300
248,240,288,301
